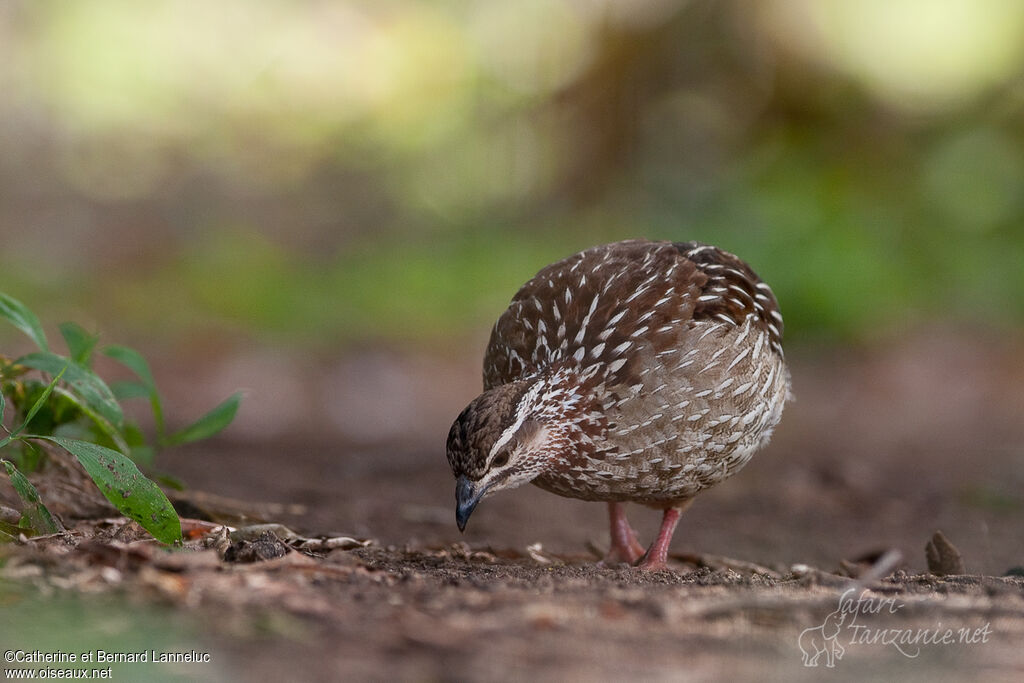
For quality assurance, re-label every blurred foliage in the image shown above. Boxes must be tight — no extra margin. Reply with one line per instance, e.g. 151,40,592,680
1,0,1024,349
1,292,241,543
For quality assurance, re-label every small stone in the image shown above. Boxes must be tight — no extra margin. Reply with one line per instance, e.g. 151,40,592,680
925,530,965,576
224,530,290,563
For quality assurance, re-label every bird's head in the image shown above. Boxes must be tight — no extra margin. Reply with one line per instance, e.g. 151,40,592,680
446,379,561,531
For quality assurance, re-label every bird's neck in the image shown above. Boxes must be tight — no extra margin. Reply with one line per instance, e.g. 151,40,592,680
523,368,608,468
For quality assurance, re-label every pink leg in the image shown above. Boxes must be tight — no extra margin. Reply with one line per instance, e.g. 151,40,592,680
602,502,646,565
637,504,689,570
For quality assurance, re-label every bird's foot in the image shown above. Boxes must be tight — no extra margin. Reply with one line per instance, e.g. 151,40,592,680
600,502,647,566
635,553,669,571
600,537,647,566
633,506,684,571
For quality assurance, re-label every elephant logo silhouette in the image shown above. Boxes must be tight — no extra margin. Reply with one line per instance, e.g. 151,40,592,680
798,608,847,667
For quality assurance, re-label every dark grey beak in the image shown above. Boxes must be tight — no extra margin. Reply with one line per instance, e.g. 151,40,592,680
455,475,484,532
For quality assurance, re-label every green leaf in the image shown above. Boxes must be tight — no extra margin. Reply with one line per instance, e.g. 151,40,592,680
104,345,164,437
2,459,60,535
18,368,65,435
59,322,99,366
0,366,66,449
153,472,186,491
35,436,182,544
120,421,147,448
129,446,156,468
51,387,130,455
17,439,45,472
1,389,5,424
103,345,156,388
110,380,151,401
0,292,49,351
16,352,124,431
166,392,241,446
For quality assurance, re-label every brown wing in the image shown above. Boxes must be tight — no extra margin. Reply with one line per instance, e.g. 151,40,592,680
483,240,690,389
482,240,784,390
675,241,784,356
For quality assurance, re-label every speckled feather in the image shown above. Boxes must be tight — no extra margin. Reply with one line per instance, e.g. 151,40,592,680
450,239,790,509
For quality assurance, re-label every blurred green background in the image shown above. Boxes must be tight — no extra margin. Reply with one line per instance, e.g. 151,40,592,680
2,0,1024,352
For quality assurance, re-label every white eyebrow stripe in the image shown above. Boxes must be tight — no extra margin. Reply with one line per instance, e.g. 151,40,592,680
487,382,542,460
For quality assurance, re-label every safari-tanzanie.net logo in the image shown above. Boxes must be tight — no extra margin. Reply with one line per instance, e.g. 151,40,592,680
798,587,992,668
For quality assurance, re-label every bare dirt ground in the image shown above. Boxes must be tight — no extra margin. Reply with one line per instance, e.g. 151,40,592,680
3,330,1024,681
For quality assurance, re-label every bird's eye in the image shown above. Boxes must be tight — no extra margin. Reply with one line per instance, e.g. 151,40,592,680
491,451,510,468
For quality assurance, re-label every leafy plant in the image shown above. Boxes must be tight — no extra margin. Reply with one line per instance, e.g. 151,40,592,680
0,292,242,544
